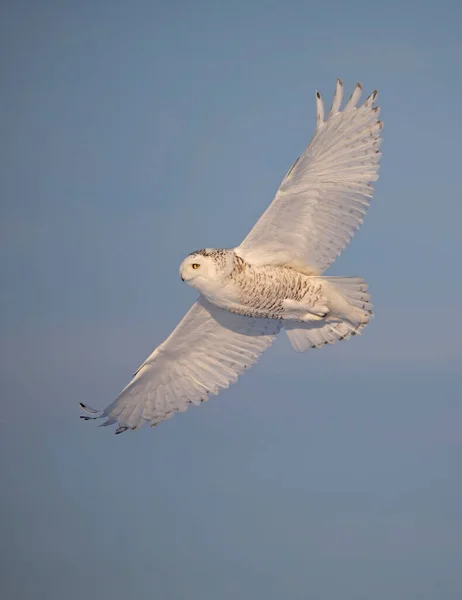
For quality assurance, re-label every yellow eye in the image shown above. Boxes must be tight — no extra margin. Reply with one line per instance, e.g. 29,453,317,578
192,263,200,269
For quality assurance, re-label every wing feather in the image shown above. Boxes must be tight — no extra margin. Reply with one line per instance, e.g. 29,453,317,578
81,298,280,432
236,80,382,274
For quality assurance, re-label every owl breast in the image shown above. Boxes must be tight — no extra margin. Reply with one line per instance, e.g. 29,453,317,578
209,258,325,320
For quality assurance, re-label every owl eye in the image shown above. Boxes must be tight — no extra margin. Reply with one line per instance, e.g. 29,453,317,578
192,263,200,269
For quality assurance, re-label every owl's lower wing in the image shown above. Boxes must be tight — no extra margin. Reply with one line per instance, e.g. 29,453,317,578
80,297,281,433
236,79,383,275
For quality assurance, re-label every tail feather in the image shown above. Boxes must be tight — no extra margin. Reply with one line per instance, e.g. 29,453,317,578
285,276,372,353
322,276,373,315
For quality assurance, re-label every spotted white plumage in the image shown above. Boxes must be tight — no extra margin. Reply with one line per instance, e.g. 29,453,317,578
81,79,383,433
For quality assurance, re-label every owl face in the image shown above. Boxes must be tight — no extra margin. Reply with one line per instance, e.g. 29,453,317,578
179,249,235,293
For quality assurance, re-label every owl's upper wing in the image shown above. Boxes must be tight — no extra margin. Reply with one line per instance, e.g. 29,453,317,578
80,297,281,433
236,79,383,275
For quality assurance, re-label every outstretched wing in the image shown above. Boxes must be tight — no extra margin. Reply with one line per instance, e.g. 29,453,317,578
236,79,383,274
80,297,281,433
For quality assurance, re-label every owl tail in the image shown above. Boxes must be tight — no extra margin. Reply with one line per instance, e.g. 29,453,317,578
284,277,372,353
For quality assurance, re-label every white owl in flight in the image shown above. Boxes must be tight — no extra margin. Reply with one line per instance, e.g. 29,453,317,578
81,79,383,434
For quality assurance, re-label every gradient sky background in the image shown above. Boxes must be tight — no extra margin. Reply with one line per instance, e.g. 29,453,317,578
1,1,462,599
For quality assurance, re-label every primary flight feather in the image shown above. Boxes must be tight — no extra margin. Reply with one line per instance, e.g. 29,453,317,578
81,78,383,434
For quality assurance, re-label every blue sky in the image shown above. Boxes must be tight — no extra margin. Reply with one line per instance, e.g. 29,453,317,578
1,1,462,598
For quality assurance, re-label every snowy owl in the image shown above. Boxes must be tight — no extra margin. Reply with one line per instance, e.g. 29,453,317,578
81,78,383,434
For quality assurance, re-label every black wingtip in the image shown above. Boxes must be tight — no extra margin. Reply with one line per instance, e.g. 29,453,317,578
79,402,101,415
115,426,129,435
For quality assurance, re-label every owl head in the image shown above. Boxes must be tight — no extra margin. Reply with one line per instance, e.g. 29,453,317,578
179,248,236,293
